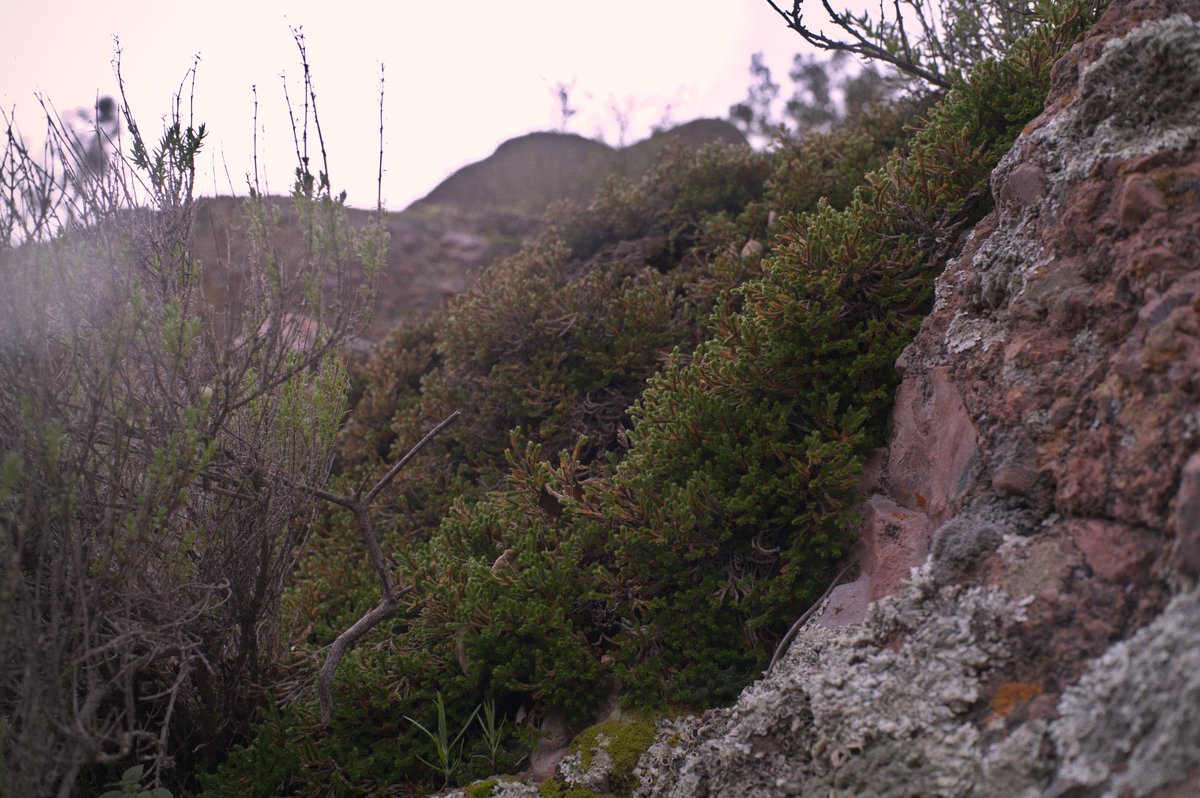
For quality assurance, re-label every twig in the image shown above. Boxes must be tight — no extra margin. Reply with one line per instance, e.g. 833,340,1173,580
766,563,854,674
308,410,461,725
776,0,951,89
364,410,460,505
376,63,385,214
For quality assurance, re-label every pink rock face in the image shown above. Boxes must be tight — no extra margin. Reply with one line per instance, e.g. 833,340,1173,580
1065,517,1159,583
819,495,932,627
529,712,569,780
1169,452,1200,580
885,367,978,528
823,0,1200,709
821,366,977,628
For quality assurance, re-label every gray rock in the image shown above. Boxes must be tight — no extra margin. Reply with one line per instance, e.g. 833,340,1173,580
1050,587,1200,797
633,570,1027,798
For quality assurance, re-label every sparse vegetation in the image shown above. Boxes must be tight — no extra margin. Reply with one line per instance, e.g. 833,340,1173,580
0,36,384,798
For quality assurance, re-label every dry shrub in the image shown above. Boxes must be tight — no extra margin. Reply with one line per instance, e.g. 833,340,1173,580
0,44,383,797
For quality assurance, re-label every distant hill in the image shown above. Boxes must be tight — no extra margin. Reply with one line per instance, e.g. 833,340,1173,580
410,118,746,214
191,198,534,344
192,119,748,343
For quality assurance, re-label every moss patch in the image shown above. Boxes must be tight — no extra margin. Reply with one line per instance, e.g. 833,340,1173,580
568,712,658,796
538,777,607,798
466,777,500,798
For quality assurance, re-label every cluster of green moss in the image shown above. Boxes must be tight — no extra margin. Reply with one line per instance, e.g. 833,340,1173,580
199,4,1101,794
572,713,659,795
465,777,500,798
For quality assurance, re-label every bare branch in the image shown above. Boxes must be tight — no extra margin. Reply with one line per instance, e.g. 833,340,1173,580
772,0,954,89
364,409,460,505
315,588,409,726
767,564,854,673
307,410,461,725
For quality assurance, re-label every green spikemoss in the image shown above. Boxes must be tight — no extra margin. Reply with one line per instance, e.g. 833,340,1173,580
327,144,775,552
766,97,929,217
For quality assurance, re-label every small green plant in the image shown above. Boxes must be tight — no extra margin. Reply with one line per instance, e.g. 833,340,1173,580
474,699,509,772
405,692,480,787
98,765,172,798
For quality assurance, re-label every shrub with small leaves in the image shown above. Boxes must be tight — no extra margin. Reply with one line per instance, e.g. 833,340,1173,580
210,4,1104,792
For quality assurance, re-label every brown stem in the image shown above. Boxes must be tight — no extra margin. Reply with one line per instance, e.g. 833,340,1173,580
315,587,410,725
363,410,460,505
308,410,460,725
353,503,394,598
767,564,854,674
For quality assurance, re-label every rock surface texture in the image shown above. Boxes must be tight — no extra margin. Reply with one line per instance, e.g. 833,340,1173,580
631,4,1200,796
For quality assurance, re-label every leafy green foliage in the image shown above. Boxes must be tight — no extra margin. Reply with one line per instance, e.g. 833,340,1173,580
204,3,1103,794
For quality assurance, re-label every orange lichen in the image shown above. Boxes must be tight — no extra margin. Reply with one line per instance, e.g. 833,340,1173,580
991,681,1043,718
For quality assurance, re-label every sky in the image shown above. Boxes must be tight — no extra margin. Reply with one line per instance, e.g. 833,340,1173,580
2,1,832,211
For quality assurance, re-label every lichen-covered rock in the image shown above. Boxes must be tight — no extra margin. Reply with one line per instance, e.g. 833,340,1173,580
631,4,1200,796
1051,587,1200,796
442,778,543,798
556,713,658,797
634,572,1028,797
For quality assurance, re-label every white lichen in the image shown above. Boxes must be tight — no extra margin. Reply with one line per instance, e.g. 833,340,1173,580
634,571,1026,798
1052,587,1200,797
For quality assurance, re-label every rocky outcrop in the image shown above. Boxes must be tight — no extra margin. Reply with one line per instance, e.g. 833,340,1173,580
412,132,619,214
632,4,1200,796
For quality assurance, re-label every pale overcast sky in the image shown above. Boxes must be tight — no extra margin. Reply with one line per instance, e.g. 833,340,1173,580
3,1,834,210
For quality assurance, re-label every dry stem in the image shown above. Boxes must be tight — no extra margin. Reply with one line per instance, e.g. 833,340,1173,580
310,410,461,725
